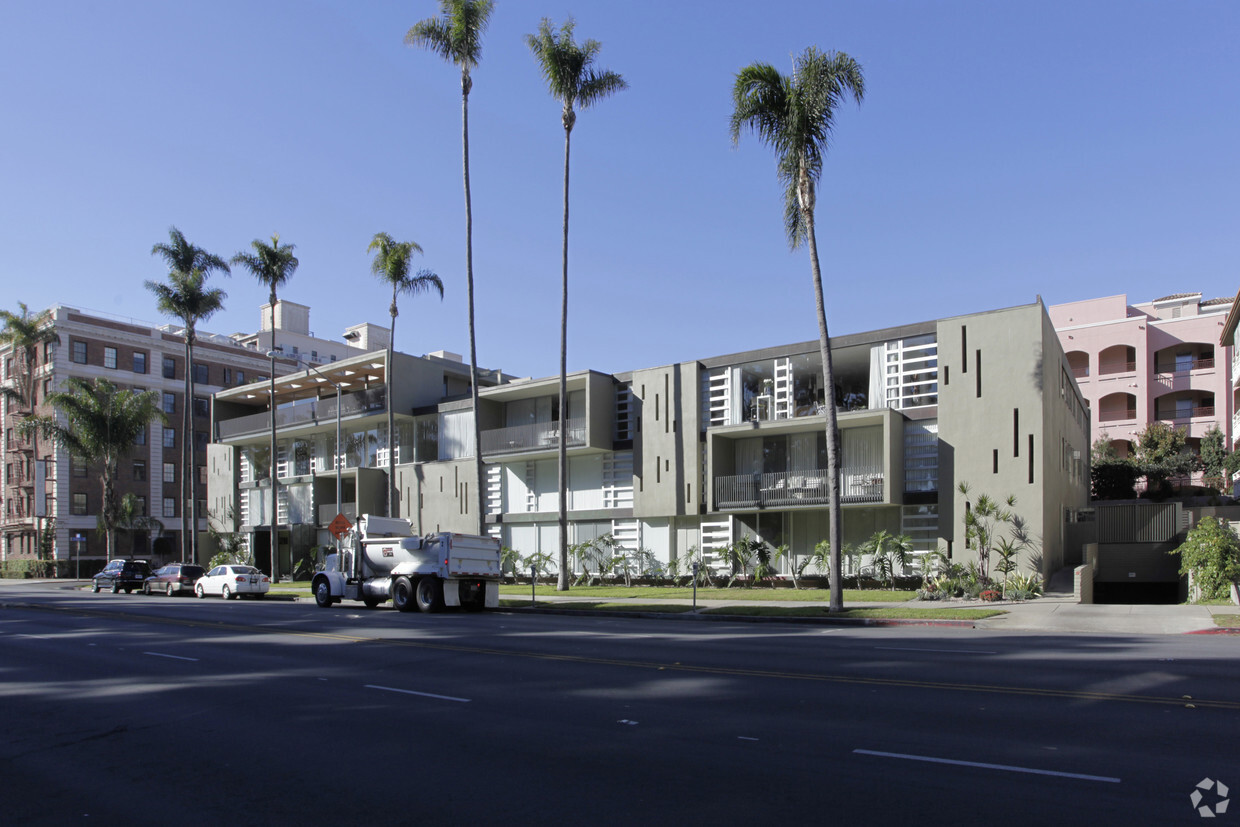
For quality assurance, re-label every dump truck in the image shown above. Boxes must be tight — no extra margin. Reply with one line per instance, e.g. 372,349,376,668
311,515,501,612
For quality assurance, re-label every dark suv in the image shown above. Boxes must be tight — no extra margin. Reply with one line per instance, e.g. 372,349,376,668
92,559,152,594
144,563,206,596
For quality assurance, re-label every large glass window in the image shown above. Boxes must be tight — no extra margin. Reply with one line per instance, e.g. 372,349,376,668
103,347,117,369
163,356,176,379
71,341,87,364
133,352,147,374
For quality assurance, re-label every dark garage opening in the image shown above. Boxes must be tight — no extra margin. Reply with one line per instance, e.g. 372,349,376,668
1093,581,1184,605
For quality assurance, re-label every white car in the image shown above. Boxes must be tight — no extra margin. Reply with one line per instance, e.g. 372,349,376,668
195,565,271,600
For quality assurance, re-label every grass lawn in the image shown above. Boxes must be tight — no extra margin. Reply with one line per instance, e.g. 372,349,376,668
499,599,695,613
498,584,914,603
1213,615,1240,629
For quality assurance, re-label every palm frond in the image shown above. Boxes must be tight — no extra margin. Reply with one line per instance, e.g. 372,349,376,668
406,0,493,69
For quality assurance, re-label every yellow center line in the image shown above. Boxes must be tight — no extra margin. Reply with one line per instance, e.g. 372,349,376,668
10,601,1237,711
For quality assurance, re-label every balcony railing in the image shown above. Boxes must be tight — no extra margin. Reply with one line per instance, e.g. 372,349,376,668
1097,409,1137,423
1098,361,1137,376
480,417,586,455
1155,359,1215,379
217,388,387,439
714,467,884,509
1070,366,1090,379
1157,406,1214,421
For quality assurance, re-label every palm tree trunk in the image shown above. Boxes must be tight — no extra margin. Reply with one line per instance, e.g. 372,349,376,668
387,297,397,518
462,71,486,534
802,204,844,613
269,297,279,582
183,336,193,563
556,125,572,591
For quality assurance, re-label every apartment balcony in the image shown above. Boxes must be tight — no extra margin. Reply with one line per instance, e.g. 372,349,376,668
1096,408,1137,424
480,417,586,457
1154,360,1217,393
714,467,884,510
217,387,387,440
1155,410,1218,439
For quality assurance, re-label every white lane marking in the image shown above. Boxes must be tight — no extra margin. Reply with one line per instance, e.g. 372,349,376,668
738,736,759,741
144,652,199,662
365,684,470,703
853,749,1120,783
873,647,997,655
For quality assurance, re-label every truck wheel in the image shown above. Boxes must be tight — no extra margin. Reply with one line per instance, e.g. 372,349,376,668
92,583,100,594
111,582,120,594
313,579,333,609
391,576,415,612
415,577,444,613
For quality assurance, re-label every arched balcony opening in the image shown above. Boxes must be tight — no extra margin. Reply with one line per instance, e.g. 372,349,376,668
1153,343,1214,376
1066,350,1089,379
1154,390,1214,423
1097,392,1137,424
1098,345,1136,377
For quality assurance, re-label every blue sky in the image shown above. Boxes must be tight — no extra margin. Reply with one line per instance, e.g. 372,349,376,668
2,1,1237,379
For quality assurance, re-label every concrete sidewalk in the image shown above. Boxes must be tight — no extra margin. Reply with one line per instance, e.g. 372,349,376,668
503,589,1238,635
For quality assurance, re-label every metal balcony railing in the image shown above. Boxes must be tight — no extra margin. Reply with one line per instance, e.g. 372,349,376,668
714,467,884,509
1157,407,1215,421
1098,361,1137,376
1155,359,1215,378
1097,409,1137,422
481,418,585,455
1071,366,1090,379
216,388,386,439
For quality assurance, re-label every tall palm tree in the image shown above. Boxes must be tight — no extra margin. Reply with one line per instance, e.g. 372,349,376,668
21,377,166,560
526,17,627,591
231,234,299,581
0,303,60,563
147,227,230,563
368,231,444,517
406,0,493,532
731,46,864,613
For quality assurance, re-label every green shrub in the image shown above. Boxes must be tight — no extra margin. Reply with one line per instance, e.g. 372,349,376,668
1171,516,1240,602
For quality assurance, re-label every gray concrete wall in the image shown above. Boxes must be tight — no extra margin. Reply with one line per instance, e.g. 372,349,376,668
397,459,481,535
631,362,701,518
936,303,1090,579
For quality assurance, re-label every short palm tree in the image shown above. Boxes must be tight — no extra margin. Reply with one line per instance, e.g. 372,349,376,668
21,377,166,560
231,234,299,580
0,302,60,559
861,530,914,590
526,17,627,592
730,46,864,612
406,0,493,531
147,227,229,563
368,231,444,517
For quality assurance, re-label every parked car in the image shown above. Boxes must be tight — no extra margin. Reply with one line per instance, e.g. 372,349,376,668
92,559,152,594
144,563,206,596
195,565,270,600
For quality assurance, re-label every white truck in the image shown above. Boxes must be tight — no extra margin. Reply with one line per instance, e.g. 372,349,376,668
311,515,501,612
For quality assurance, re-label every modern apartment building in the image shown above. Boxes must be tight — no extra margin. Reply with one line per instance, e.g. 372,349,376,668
0,302,374,574
1048,293,1234,464
208,348,510,577
208,300,1090,581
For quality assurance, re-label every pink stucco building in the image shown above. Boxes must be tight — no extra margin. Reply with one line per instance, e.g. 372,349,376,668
1049,293,1234,462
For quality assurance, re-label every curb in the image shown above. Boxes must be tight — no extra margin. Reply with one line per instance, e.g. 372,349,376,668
499,605,978,628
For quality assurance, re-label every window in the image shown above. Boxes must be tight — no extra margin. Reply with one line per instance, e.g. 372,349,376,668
163,497,176,518
163,462,176,483
193,396,210,418
198,465,208,485
133,352,147,374
104,347,118,369
330,355,337,362
193,363,208,384
195,431,209,451
236,370,245,385
222,367,232,385
72,456,87,478
72,493,88,515
163,428,176,449
163,356,176,379
44,341,54,362
133,460,146,481
134,427,146,446
135,496,146,516
71,341,87,364
162,393,176,414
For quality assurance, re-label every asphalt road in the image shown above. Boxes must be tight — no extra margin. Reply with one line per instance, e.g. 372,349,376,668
1,582,1237,825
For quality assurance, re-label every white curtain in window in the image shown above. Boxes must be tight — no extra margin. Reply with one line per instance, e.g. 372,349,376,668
789,433,817,472
438,410,476,460
869,345,886,410
734,437,762,476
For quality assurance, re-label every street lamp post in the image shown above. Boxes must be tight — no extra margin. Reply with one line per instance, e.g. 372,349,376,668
290,357,344,574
